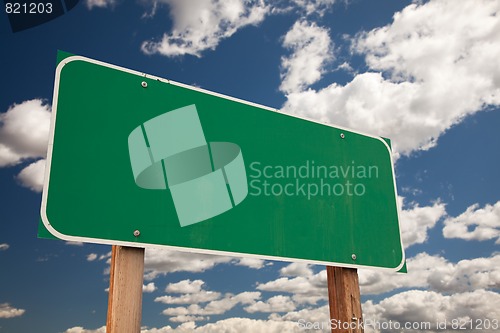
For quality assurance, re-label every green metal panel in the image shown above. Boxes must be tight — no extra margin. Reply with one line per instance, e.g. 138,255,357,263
40,52,405,271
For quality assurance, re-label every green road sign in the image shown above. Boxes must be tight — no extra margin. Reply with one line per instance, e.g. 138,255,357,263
40,52,405,271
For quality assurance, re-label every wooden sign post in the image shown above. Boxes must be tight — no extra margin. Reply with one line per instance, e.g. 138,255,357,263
327,266,364,333
106,245,145,333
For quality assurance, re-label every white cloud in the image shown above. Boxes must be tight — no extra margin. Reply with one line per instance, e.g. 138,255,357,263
336,61,354,74
162,291,261,322
0,144,22,168
16,159,45,192
141,0,269,57
363,289,500,333
144,248,265,279
155,280,261,322
0,99,50,192
168,315,208,323
156,291,220,305
443,201,500,244
292,0,336,17
398,196,446,249
281,73,416,155
63,327,106,333
65,241,85,246
68,320,303,333
428,255,500,293
166,279,205,294
156,277,320,322
68,289,500,333
85,0,116,10
143,282,157,293
244,295,296,313
280,262,313,277
203,291,260,314
256,269,327,305
140,322,196,332
282,0,500,155
0,99,50,166
143,318,303,332
0,243,9,251
86,251,111,274
155,273,323,323
156,279,220,304
280,20,333,94
144,249,233,279
360,253,447,295
235,257,267,269
255,250,493,305
270,304,330,326
359,253,500,295
0,303,25,318
99,251,112,261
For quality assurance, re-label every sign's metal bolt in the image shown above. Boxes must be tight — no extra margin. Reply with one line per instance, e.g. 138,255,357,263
340,133,345,139
133,230,140,237
141,81,147,88
351,253,357,260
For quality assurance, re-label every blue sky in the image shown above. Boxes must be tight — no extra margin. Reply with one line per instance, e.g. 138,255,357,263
1,0,500,332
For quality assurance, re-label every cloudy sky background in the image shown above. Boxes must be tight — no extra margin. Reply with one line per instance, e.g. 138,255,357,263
1,0,499,332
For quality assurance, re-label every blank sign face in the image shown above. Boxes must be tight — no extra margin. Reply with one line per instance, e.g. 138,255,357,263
40,52,405,271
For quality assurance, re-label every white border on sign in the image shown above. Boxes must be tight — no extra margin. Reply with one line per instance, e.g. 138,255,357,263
40,55,406,272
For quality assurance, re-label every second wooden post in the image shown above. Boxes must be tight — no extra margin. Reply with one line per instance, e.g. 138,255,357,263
327,266,364,333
